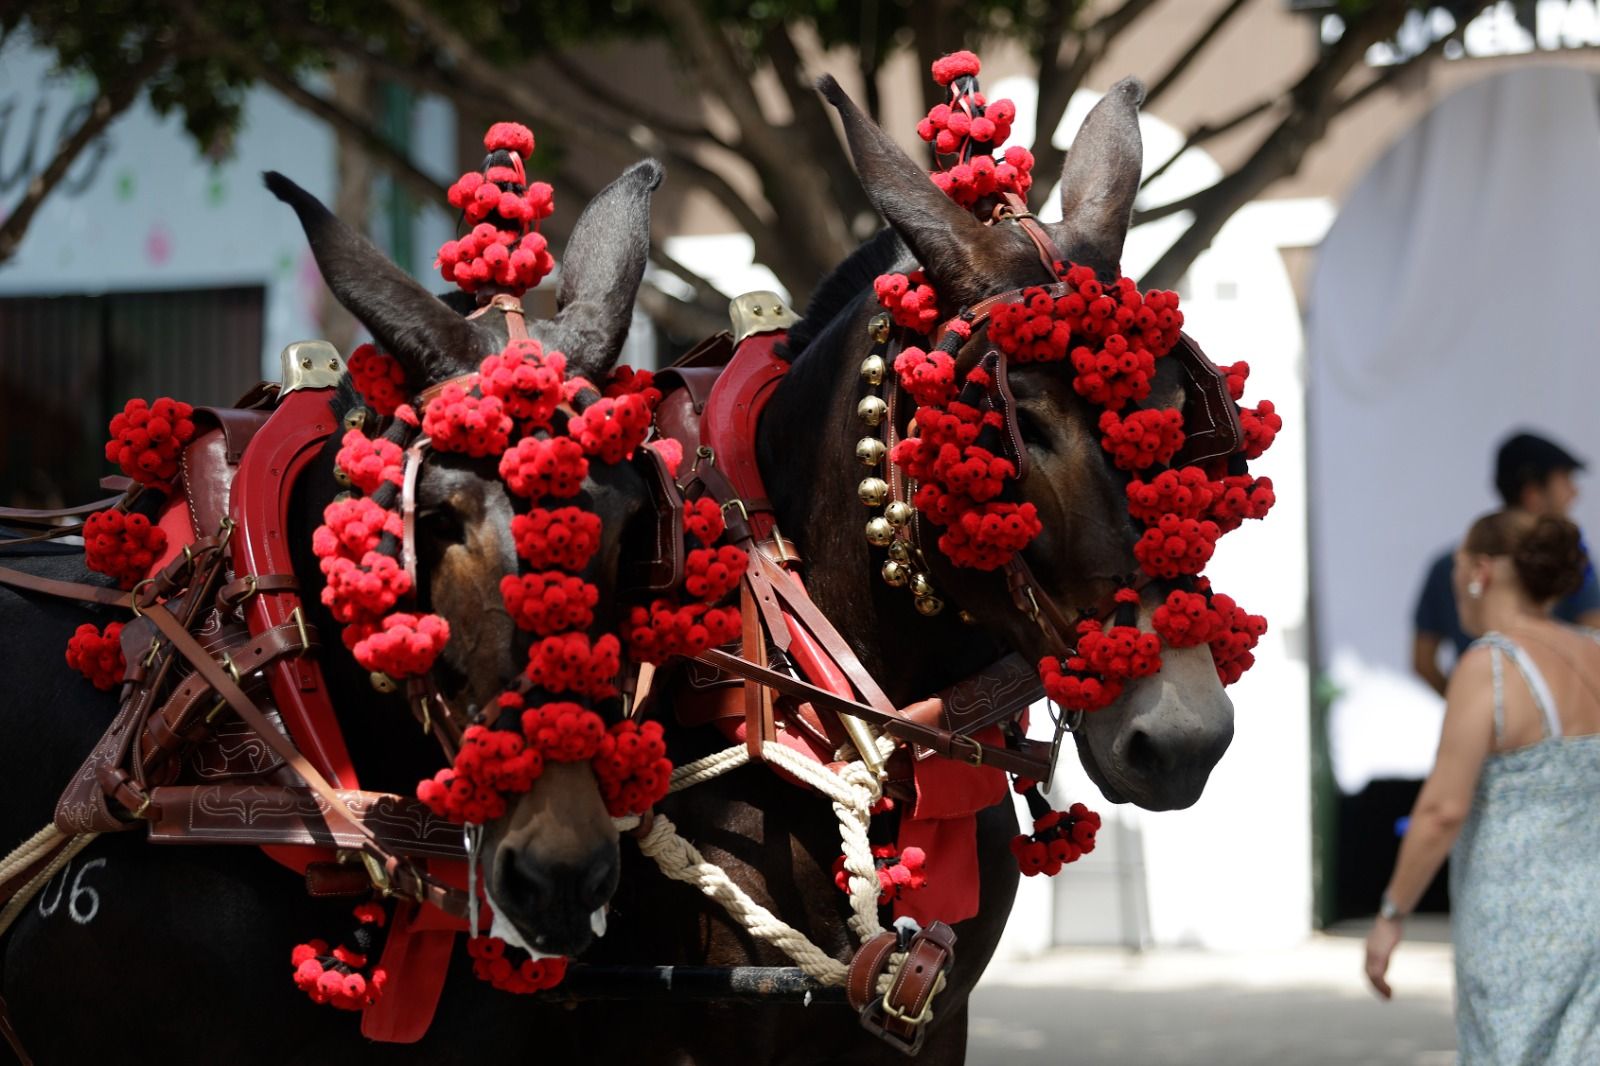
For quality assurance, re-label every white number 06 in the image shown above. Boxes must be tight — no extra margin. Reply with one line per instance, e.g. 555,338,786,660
36,857,107,925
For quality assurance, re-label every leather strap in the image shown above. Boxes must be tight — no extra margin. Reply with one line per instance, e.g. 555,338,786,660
0,488,129,524
846,931,899,1012
0,562,141,608
695,648,1052,779
862,921,956,1053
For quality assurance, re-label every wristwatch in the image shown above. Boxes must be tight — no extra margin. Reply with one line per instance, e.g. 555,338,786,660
1379,893,1406,922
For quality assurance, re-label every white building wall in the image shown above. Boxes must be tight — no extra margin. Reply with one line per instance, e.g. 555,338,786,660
0,36,455,376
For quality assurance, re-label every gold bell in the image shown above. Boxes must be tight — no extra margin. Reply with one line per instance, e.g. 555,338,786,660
860,355,886,387
341,407,367,432
858,477,889,507
884,501,915,528
914,594,945,617
369,671,398,694
910,572,936,598
881,560,909,587
887,540,911,564
865,517,895,547
856,437,887,466
856,395,888,427
868,313,891,344
333,467,352,487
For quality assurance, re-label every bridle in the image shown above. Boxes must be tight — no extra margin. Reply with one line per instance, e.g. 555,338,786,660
870,197,1136,669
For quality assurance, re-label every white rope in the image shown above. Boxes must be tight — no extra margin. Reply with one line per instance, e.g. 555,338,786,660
0,824,64,886
668,745,750,792
0,830,96,939
634,734,901,983
634,811,850,984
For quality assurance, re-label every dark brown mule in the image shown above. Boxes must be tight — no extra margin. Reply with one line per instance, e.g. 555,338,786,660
565,77,1234,1065
0,160,671,1063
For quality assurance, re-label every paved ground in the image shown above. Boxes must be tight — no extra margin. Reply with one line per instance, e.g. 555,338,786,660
968,920,1458,1065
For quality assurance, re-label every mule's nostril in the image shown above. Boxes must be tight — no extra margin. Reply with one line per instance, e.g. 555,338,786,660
501,851,555,910
1124,726,1167,776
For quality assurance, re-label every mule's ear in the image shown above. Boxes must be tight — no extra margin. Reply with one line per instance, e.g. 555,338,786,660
539,159,663,380
263,171,498,386
1051,77,1144,278
817,75,995,307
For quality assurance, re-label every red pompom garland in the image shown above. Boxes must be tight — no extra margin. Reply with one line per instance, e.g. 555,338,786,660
347,344,408,416
82,509,166,589
833,845,928,905
290,903,390,1011
105,397,196,492
437,120,556,297
65,622,125,690
466,936,568,994
1012,803,1102,877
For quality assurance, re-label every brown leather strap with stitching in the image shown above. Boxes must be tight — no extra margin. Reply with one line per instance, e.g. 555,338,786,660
847,931,900,1011
866,921,957,1051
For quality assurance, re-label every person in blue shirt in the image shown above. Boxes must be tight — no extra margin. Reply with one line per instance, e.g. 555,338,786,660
1412,431,1600,695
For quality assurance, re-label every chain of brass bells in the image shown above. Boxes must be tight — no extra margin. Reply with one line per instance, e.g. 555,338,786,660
855,313,944,617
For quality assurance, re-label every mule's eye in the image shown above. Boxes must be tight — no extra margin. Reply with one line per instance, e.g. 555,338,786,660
417,506,463,540
1017,409,1051,449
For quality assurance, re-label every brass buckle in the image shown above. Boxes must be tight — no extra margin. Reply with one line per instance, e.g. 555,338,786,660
1022,585,1041,622
950,733,985,767
879,969,946,1028
720,497,749,524
128,577,154,618
203,654,244,724
360,851,393,896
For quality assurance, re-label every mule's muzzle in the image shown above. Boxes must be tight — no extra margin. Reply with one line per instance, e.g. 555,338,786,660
493,840,620,957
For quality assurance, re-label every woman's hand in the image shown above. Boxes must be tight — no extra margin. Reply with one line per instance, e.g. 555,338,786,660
1364,917,1403,999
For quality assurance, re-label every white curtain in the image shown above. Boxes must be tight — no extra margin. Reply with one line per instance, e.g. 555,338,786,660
1308,66,1600,792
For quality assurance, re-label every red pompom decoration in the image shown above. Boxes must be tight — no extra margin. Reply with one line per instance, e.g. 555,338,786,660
833,844,929,905
682,497,726,546
931,50,981,86
874,270,941,334
477,340,565,429
82,509,166,589
105,397,196,492
422,381,513,458
484,122,535,158
347,344,408,416
498,436,588,499
592,719,672,816
466,937,568,994
567,394,655,464
65,622,125,690
525,633,621,700
500,571,598,636
683,545,747,603
349,611,450,679
1011,803,1101,876
511,507,602,572
335,430,404,495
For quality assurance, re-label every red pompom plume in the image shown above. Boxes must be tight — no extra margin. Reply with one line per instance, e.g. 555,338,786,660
66,622,125,691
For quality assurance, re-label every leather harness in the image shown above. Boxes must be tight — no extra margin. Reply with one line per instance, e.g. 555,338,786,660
0,213,1242,1053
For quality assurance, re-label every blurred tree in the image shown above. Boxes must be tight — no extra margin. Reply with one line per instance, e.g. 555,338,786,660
2,1,1490,336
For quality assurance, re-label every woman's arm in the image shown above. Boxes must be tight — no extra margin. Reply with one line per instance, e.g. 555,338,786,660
1366,646,1495,998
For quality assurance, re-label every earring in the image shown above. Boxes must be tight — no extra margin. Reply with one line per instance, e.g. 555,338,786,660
1467,579,1484,600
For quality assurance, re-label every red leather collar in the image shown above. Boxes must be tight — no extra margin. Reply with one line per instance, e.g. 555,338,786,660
699,332,789,542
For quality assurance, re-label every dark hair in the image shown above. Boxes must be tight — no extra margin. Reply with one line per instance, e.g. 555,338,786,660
1494,431,1585,507
1464,510,1588,602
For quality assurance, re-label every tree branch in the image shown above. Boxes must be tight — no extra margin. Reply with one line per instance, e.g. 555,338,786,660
1138,4,1412,291
1028,0,1163,211
763,22,873,232
1142,0,1251,109
174,1,450,209
648,0,850,281
1135,96,1279,200
0,47,167,264
543,52,730,147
